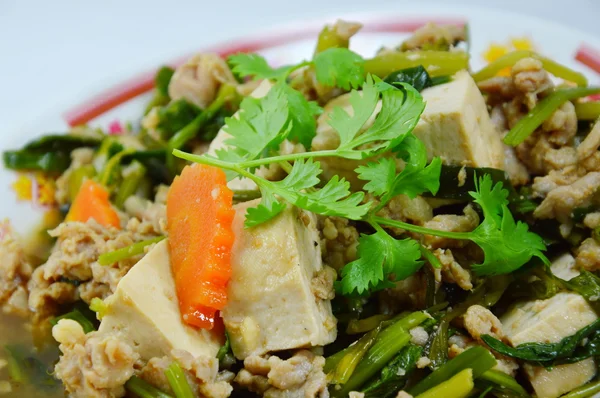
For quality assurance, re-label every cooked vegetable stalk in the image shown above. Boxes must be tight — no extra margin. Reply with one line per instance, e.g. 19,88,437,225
164,362,194,398
232,189,262,203
364,51,469,78
99,149,136,186
49,309,96,333
166,164,235,329
575,101,600,120
330,327,380,384
363,344,423,397
314,23,352,54
563,380,600,398
409,346,497,396
68,165,96,202
4,346,25,383
125,376,173,398
98,236,166,266
472,50,588,86
346,314,392,334
415,368,474,398
145,66,175,114
478,369,530,397
166,84,236,171
89,297,108,320
3,151,71,173
332,311,429,396
115,161,146,208
156,99,202,140
66,179,121,229
504,87,600,146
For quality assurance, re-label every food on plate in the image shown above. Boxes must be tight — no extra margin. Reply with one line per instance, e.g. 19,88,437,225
1,19,600,398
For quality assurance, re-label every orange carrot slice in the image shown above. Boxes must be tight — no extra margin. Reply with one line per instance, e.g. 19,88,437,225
66,179,121,229
166,164,235,329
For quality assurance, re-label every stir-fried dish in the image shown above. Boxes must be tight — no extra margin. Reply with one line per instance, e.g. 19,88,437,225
2,20,600,398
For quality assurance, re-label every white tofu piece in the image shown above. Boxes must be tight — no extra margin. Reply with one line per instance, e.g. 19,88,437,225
99,240,221,361
501,292,597,398
413,71,504,169
207,80,273,191
311,71,504,189
222,200,337,359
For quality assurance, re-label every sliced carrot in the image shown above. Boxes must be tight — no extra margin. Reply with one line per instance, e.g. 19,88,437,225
166,164,235,329
66,179,121,229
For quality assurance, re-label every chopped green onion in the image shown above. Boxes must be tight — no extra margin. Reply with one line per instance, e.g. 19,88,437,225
504,87,600,146
164,362,194,398
89,297,108,320
3,346,25,384
332,311,429,396
49,309,96,333
409,346,497,396
126,376,173,398
115,161,146,209
167,84,237,172
562,379,600,398
346,314,392,334
472,50,588,87
575,101,600,120
330,326,380,384
479,369,530,397
98,236,165,266
364,51,469,78
415,368,474,398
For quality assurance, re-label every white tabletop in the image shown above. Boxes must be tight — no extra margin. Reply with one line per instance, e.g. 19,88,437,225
1,0,599,135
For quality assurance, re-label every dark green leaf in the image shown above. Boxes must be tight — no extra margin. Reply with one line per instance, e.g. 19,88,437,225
23,134,102,152
49,309,96,334
384,65,432,91
481,318,600,365
157,99,202,139
363,344,423,397
3,150,71,172
155,66,175,97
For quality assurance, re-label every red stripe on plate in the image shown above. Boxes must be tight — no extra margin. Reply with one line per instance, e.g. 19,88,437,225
63,17,466,127
575,44,600,74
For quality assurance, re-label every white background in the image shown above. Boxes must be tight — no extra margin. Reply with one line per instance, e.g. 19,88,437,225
0,0,599,134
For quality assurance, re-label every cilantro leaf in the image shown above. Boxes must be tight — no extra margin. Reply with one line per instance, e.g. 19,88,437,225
245,190,286,227
339,228,423,295
327,75,379,151
228,53,295,81
222,81,291,160
357,133,441,202
313,48,365,90
346,83,426,155
468,175,549,275
244,159,370,227
282,84,321,149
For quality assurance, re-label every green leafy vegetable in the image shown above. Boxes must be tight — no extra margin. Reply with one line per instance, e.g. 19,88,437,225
3,151,71,172
339,226,423,295
4,345,59,390
281,84,321,148
504,87,600,146
126,375,173,398
478,369,530,397
164,362,194,398
383,65,449,92
329,326,380,384
313,47,365,90
228,53,297,81
156,99,201,139
374,175,548,276
481,318,600,365
216,331,236,369
98,236,166,266
416,368,474,398
363,344,423,397
409,346,497,396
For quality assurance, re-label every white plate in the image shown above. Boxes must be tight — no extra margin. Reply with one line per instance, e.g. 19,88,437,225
3,5,600,235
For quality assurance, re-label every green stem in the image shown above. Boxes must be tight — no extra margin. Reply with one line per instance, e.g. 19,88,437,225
99,149,136,186
420,245,442,269
332,311,428,396
115,161,146,209
372,216,471,240
330,326,381,384
575,101,600,120
164,362,194,398
232,189,261,202
472,50,588,86
98,236,165,266
346,314,392,334
479,369,530,397
562,380,600,398
408,346,497,396
49,309,96,334
4,346,25,384
504,87,600,146
415,368,474,398
126,376,174,398
364,51,470,78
